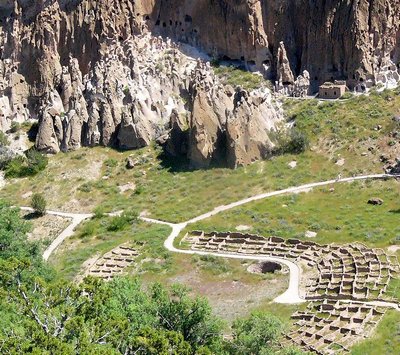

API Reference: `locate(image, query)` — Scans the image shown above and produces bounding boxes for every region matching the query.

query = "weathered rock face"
[0,0,285,167]
[0,0,399,167]
[161,61,282,168]
[148,0,400,89]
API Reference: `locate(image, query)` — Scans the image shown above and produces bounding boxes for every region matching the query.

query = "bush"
[340,92,354,100]
[0,131,9,146]
[0,146,14,169]
[106,210,138,232]
[214,65,266,91]
[78,182,92,193]
[276,128,309,155]
[231,312,283,354]
[79,222,96,239]
[104,158,118,168]
[93,206,105,219]
[4,149,48,178]
[31,193,47,216]
[26,149,48,172]
[9,122,20,134]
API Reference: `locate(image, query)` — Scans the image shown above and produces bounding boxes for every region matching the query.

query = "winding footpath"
[20,207,93,261]
[23,173,400,305]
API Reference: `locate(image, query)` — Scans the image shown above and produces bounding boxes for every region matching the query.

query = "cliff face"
[147,0,400,87]
[0,0,399,167]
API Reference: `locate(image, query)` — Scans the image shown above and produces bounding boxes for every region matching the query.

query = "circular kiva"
[247,261,283,274]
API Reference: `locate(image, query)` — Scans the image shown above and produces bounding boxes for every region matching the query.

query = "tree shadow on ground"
[23,212,42,220]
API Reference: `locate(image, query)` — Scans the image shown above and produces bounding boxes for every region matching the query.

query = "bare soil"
[168,267,288,324]
[24,213,71,244]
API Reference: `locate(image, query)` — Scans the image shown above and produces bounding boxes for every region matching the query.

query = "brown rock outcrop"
[162,61,282,168]
[0,0,399,168]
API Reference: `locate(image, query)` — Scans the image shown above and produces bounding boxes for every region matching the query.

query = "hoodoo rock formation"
[0,0,399,167]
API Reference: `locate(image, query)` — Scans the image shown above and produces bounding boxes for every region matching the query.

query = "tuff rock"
[0,0,399,167]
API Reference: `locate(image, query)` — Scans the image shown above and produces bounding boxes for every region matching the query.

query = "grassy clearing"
[183,179,400,248]
[50,217,171,280]
[0,147,350,222]
[213,65,270,91]
[51,214,287,289]
[285,88,400,167]
[351,310,400,355]
[50,215,290,326]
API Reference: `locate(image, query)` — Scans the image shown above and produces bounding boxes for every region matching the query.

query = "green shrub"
[274,128,309,155]
[78,183,92,193]
[104,158,118,168]
[286,129,309,154]
[26,149,48,172]
[107,210,138,232]
[79,222,96,238]
[0,146,14,169]
[31,193,47,216]
[340,92,354,100]
[0,131,9,146]
[9,122,21,134]
[192,254,230,274]
[210,57,220,67]
[4,156,27,178]
[4,149,48,178]
[231,312,284,354]
[93,206,105,219]
[214,65,266,91]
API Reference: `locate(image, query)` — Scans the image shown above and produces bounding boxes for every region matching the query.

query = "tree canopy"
[0,200,302,354]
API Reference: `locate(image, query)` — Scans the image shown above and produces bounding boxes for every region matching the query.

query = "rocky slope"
[0,0,399,168]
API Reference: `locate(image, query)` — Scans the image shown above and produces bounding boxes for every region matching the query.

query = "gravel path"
[20,207,93,261]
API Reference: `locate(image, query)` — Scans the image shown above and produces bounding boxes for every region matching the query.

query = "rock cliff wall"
[147,0,400,89]
[0,0,399,168]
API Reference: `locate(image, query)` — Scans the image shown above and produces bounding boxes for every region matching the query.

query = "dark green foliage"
[78,182,92,192]
[93,206,105,219]
[0,200,35,260]
[0,275,223,354]
[3,148,48,178]
[129,327,191,354]
[214,65,267,91]
[230,312,284,354]
[31,193,47,216]
[276,128,309,155]
[150,283,223,349]
[9,121,21,133]
[106,210,138,232]
[104,158,118,168]
[0,201,300,354]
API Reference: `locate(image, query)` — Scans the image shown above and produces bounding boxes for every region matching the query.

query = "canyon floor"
[2,89,400,353]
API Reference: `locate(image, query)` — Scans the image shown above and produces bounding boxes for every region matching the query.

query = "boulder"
[368,198,384,206]
[126,157,137,170]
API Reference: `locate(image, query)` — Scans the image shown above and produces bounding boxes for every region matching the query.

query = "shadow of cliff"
[157,149,193,173]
